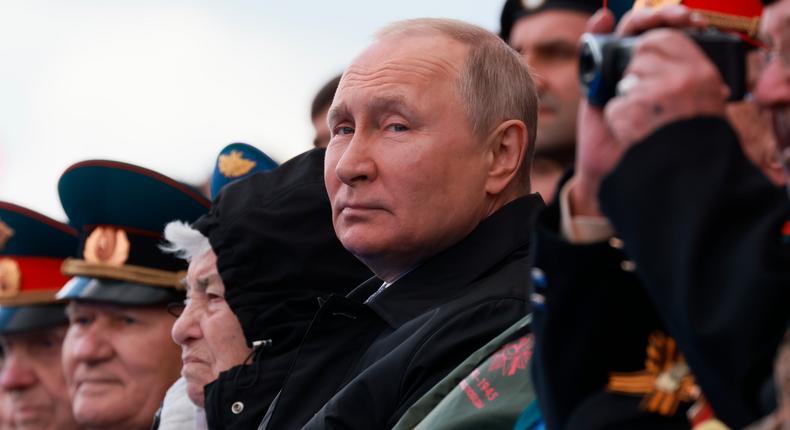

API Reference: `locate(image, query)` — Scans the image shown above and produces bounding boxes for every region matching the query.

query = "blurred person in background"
[500,0,598,202]
[0,202,81,430]
[530,1,781,429]
[55,160,209,430]
[165,147,371,429]
[561,0,790,427]
[311,74,342,148]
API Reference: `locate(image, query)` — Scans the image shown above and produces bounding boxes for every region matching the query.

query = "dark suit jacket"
[599,117,790,428]
[260,194,543,429]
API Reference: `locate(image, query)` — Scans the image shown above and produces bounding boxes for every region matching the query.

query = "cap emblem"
[0,258,20,298]
[219,150,257,178]
[633,0,683,9]
[521,0,546,10]
[0,220,14,250]
[83,227,130,266]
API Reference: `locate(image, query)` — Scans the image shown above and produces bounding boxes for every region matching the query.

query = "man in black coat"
[259,17,544,430]
[562,3,790,428]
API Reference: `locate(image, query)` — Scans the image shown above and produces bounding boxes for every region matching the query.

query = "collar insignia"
[219,150,257,178]
[83,227,130,266]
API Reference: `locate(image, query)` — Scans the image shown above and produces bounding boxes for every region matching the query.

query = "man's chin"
[185,383,206,408]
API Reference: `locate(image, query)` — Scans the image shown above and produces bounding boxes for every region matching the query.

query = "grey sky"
[0,1,503,219]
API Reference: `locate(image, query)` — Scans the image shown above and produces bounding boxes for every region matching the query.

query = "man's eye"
[534,45,576,62]
[120,315,138,325]
[69,315,92,326]
[335,126,354,136]
[206,293,223,302]
[387,123,409,132]
[38,338,56,349]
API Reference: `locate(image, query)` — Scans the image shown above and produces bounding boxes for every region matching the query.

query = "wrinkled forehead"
[186,249,218,279]
[66,300,159,315]
[760,0,790,44]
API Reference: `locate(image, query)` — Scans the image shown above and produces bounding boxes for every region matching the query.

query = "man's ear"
[484,119,529,195]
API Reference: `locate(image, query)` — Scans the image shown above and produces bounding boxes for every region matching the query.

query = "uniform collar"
[347,194,544,328]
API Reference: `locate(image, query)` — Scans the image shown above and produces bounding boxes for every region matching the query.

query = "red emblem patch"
[488,335,534,377]
[458,335,534,410]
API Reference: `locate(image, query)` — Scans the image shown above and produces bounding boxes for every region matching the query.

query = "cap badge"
[219,150,257,178]
[521,0,546,11]
[83,227,130,266]
[0,258,20,298]
[0,220,15,250]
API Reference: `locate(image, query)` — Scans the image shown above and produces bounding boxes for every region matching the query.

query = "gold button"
[231,401,244,414]
[609,237,625,249]
[621,260,637,272]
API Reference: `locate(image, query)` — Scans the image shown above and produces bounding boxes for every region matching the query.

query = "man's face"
[62,302,181,430]
[754,0,790,175]
[171,249,250,407]
[509,10,588,155]
[313,108,331,148]
[325,34,492,281]
[754,0,790,109]
[0,326,80,430]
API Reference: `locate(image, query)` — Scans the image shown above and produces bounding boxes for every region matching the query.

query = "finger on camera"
[586,8,616,33]
[635,29,704,59]
[615,5,706,37]
[604,96,655,147]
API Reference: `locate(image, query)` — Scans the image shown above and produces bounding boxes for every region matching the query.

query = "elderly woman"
[163,148,372,429]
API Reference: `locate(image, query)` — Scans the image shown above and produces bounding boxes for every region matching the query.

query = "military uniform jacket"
[260,195,543,430]
[599,117,790,428]
[532,174,690,430]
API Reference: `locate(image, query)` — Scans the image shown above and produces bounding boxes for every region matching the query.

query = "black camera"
[579,29,748,107]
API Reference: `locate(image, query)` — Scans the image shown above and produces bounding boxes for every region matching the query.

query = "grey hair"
[375,18,539,188]
[161,221,212,262]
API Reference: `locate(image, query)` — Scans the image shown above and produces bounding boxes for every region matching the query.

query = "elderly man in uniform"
[164,147,371,429]
[258,17,542,429]
[530,2,778,428]
[561,0,790,427]
[55,160,209,430]
[0,202,81,430]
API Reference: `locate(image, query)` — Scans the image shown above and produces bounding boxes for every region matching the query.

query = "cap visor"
[57,277,183,306]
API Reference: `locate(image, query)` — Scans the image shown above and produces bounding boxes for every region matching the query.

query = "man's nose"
[171,304,203,346]
[72,326,114,363]
[334,133,377,186]
[0,352,36,392]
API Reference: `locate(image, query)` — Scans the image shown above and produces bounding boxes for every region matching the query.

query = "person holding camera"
[560,1,790,428]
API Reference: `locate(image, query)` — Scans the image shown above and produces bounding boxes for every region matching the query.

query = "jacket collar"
[347,194,544,328]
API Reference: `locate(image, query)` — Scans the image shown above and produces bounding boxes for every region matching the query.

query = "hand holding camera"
[602,28,731,147]
[570,5,734,217]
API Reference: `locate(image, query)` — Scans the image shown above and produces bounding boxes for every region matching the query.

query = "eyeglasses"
[757,45,790,72]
